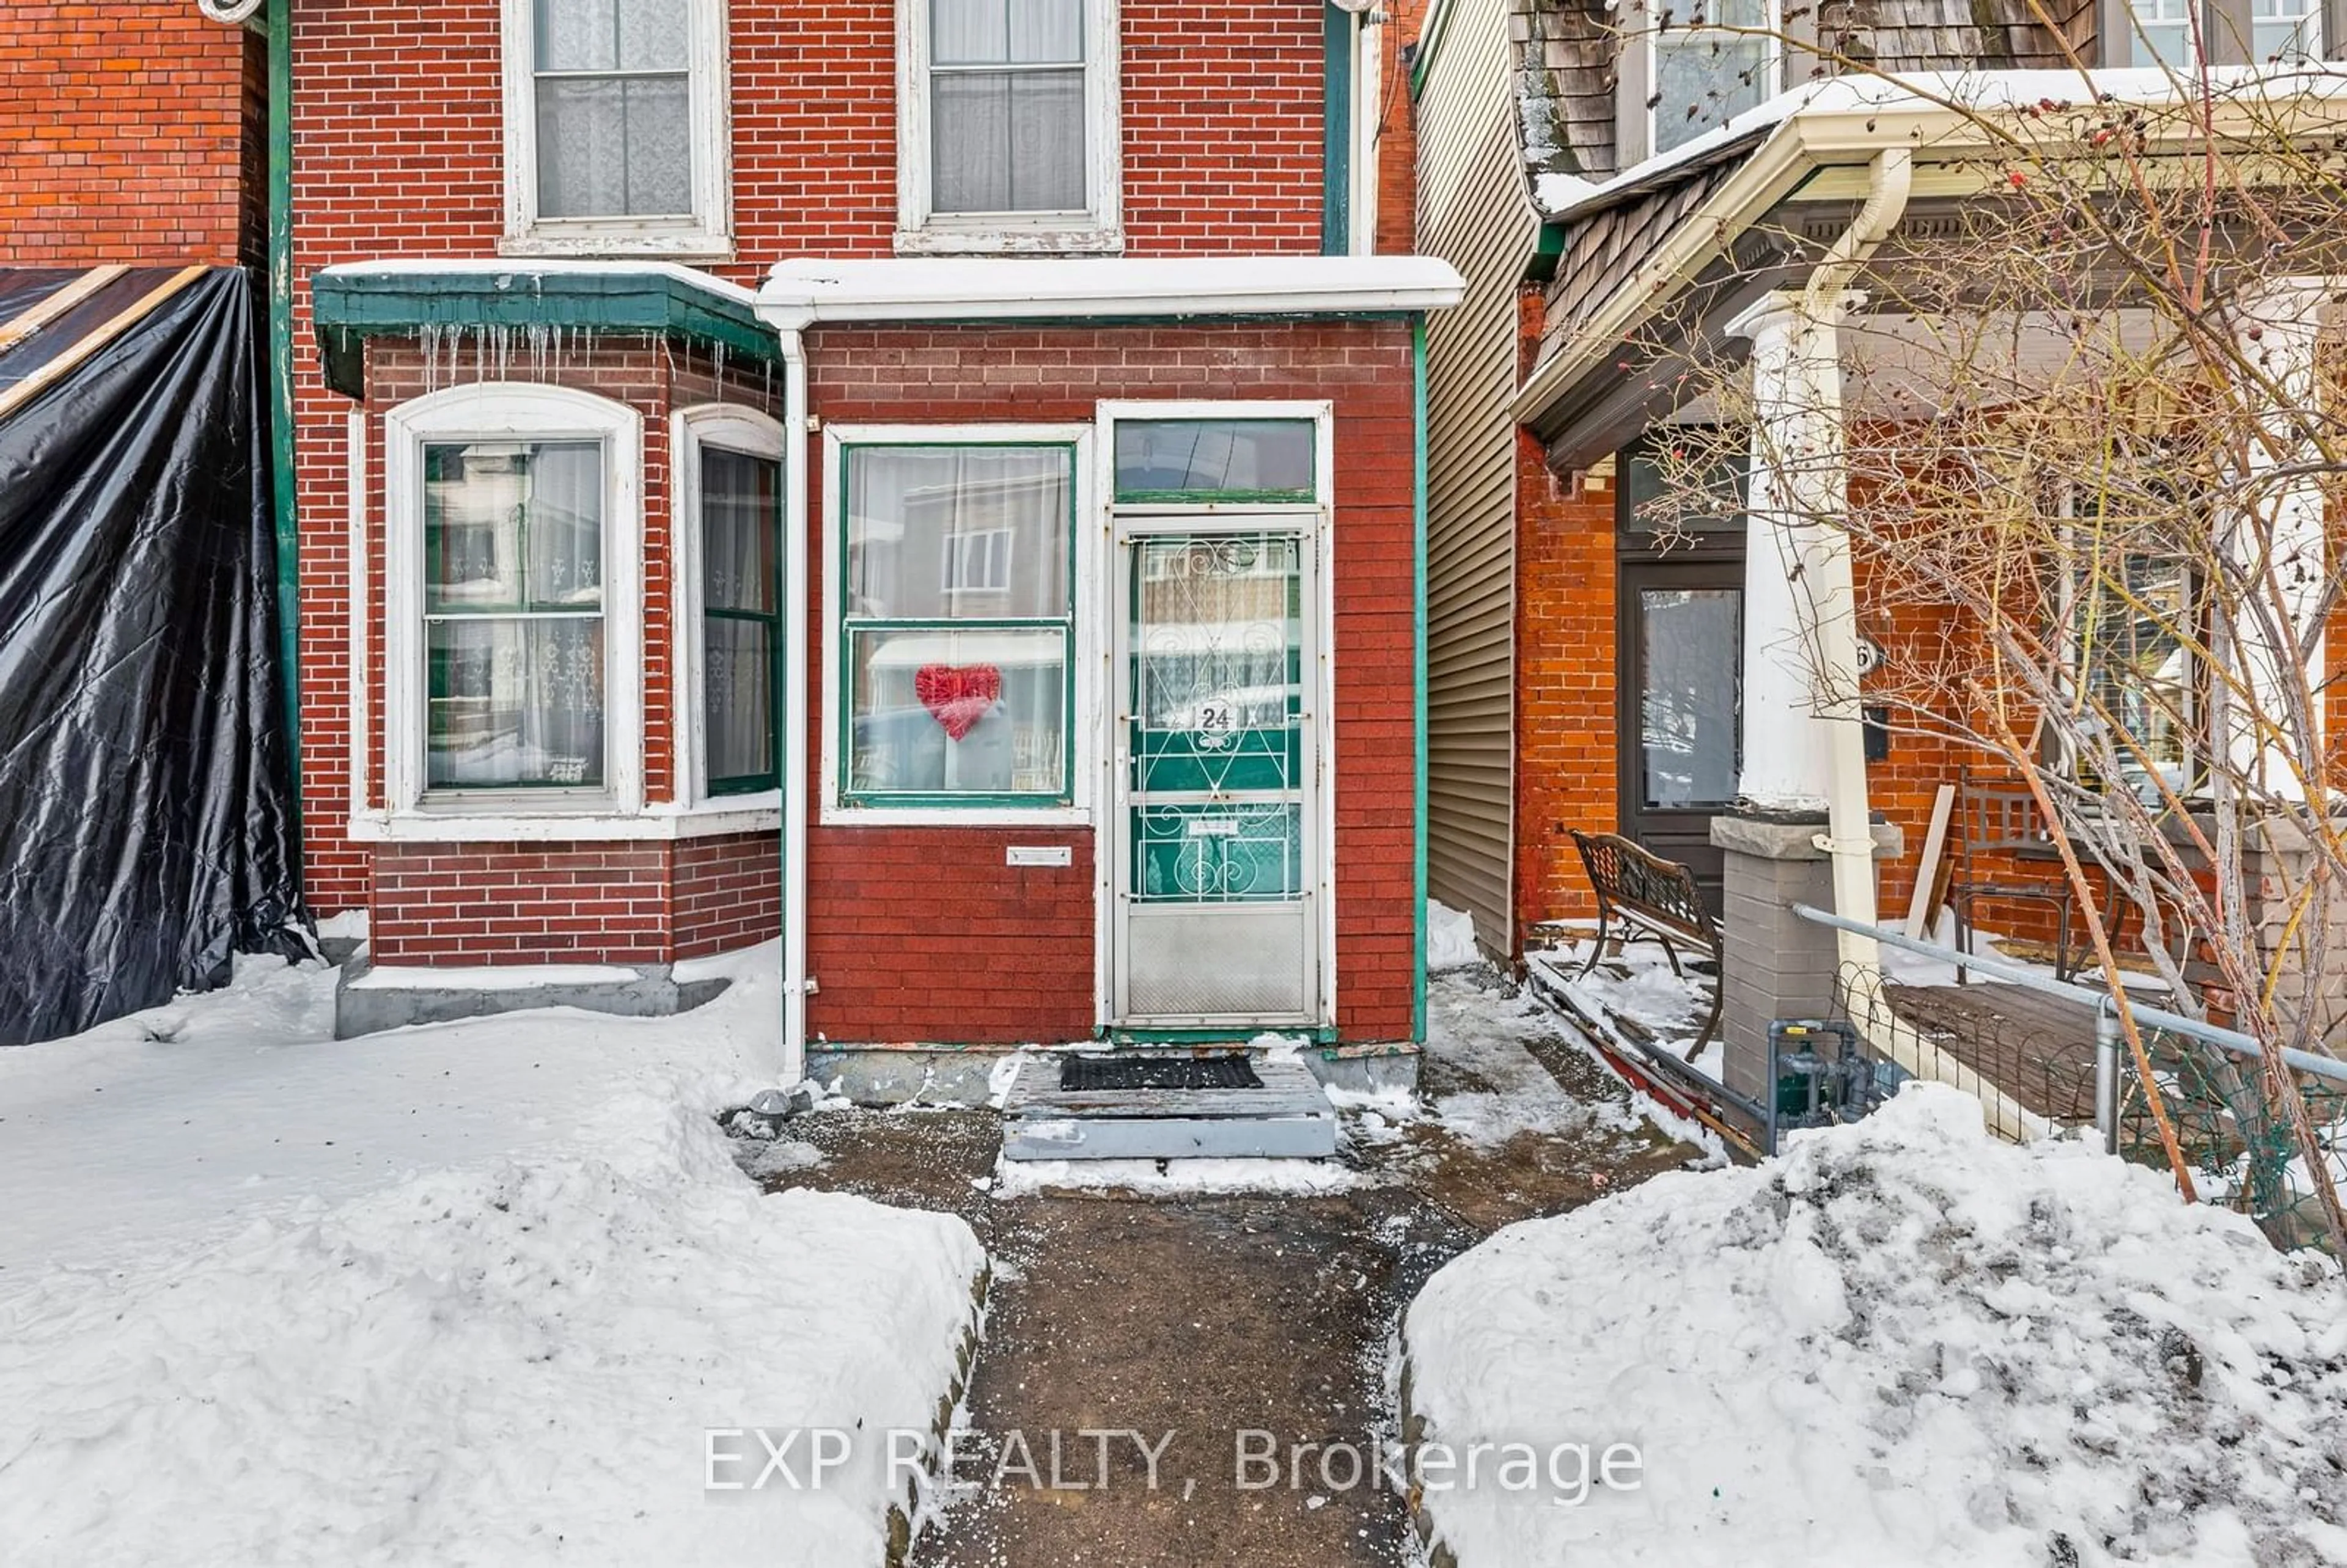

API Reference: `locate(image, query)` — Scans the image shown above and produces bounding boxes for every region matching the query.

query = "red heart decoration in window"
[914,664,1002,742]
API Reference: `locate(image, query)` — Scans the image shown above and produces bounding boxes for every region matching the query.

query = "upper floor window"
[2125,0,2319,64]
[502,0,732,257]
[895,0,1123,254]
[1651,0,1777,157]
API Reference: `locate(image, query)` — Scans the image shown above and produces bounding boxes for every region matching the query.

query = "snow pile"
[1425,899,1483,973]
[0,948,985,1568]
[1401,1086,2347,1568]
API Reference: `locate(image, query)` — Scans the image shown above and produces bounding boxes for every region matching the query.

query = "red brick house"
[1413,0,2347,1121]
[266,0,1460,1080]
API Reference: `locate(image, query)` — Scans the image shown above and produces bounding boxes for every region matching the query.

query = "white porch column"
[1727,289,1864,815]
[2228,277,2332,800]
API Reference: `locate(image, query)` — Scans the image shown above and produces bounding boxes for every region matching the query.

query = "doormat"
[1060,1053,1265,1092]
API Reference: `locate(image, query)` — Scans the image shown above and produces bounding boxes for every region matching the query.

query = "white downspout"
[774,312,813,1090]
[1771,148,2041,1138]
[1352,9,1379,256]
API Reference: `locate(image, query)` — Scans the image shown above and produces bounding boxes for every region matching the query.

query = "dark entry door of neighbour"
[1617,560,1743,912]
[1614,436,1746,915]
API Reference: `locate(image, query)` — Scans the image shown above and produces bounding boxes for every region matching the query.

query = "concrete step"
[1000,1054,1338,1161]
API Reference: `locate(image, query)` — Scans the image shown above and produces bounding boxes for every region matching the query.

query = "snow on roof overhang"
[1515,64,2347,432]
[309,261,775,398]
[755,255,1466,330]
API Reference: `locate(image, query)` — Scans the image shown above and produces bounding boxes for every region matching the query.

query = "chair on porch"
[1944,767,2126,984]
[1568,830,1725,1057]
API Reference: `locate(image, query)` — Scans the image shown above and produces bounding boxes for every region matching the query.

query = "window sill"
[349,799,778,843]
[499,229,736,263]
[820,800,1092,829]
[892,224,1125,257]
[648,793,784,837]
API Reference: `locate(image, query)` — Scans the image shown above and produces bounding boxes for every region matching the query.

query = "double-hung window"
[1650,0,1776,157]
[504,0,731,255]
[423,440,609,790]
[896,0,1122,253]
[2122,0,2319,64]
[834,439,1079,808]
[384,383,645,826]
[2068,552,2203,799]
[677,407,785,800]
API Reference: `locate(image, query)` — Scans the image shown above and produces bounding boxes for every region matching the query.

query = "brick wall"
[372,833,774,965]
[373,844,675,967]
[1511,427,1617,930]
[287,0,1327,291]
[1373,0,1427,255]
[804,320,1421,1045]
[1,2,263,268]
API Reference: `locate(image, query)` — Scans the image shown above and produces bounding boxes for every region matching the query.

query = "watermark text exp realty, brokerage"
[705,1427,1644,1506]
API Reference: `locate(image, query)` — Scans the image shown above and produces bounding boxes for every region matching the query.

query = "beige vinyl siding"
[1417,0,1541,958]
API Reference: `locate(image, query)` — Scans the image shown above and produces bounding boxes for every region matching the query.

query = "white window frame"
[499,0,734,258]
[942,527,1015,593]
[820,422,1099,826]
[892,0,1125,255]
[1090,398,1340,1035]
[378,383,647,835]
[672,403,787,816]
[2103,0,2321,65]
[1616,1,1782,170]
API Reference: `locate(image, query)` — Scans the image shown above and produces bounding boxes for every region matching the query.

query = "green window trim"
[699,438,784,797]
[1111,418,1318,505]
[836,439,1081,812]
[705,596,782,797]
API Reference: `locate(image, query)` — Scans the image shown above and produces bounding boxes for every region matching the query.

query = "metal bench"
[1569,829,1725,1057]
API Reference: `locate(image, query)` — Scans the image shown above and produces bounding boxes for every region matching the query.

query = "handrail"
[1791,903,2347,1087]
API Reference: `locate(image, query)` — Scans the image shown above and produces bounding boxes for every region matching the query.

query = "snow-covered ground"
[0,948,985,1568]
[1422,970,1651,1151]
[1401,1086,2347,1568]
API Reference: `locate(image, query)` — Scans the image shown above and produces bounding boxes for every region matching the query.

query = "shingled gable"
[1510,0,2098,195]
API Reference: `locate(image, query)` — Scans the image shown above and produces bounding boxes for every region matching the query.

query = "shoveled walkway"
[764,971,1703,1567]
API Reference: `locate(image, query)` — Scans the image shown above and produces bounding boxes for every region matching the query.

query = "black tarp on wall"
[0,268,304,1046]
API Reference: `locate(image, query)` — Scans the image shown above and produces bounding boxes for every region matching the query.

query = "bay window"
[675,405,786,802]
[829,434,1085,812]
[424,440,608,789]
[383,383,645,826]
[896,0,1122,253]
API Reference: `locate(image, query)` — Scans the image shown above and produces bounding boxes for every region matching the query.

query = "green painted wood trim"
[269,0,301,842]
[833,441,1081,814]
[1321,5,1353,256]
[310,267,782,398]
[1526,221,1568,284]
[1411,0,1459,98]
[1411,316,1430,1044]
